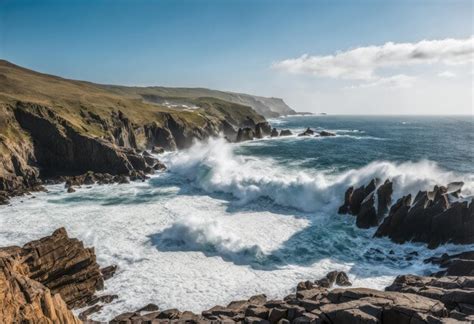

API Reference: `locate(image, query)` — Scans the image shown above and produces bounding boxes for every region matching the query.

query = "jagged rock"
[237,127,255,142]
[298,128,315,136]
[0,252,82,324]
[318,130,336,137]
[376,179,393,219]
[338,186,353,214]
[67,186,76,193]
[20,228,104,308]
[271,128,279,137]
[374,183,473,248]
[356,192,378,228]
[280,129,292,136]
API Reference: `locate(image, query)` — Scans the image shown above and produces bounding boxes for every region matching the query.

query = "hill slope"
[103,85,296,118]
[0,60,270,198]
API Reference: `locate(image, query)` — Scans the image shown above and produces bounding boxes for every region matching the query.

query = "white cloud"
[272,36,474,82]
[347,74,417,89]
[437,70,456,78]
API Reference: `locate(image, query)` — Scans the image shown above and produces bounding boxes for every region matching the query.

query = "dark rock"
[338,186,353,214]
[255,122,272,138]
[298,128,315,136]
[246,306,270,319]
[374,183,473,248]
[425,251,474,276]
[137,303,160,312]
[279,129,292,136]
[335,271,352,286]
[67,186,76,193]
[268,308,287,323]
[318,130,336,137]
[79,304,103,321]
[356,192,378,228]
[237,127,255,142]
[271,128,279,137]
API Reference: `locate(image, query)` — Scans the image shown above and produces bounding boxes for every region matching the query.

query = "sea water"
[0,115,473,320]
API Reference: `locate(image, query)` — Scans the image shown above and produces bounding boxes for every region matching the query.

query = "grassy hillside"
[103,85,296,118]
[0,60,269,196]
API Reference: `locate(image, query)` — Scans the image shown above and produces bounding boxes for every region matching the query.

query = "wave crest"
[163,137,473,213]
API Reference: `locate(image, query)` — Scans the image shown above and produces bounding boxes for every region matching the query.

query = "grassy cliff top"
[0,60,265,138]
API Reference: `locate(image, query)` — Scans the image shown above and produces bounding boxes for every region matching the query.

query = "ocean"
[1,115,473,320]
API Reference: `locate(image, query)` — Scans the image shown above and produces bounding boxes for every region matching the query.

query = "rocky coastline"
[1,228,473,323]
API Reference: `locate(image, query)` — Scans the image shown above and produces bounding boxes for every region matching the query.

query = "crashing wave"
[162,137,474,213]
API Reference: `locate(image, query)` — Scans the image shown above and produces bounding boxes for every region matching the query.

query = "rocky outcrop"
[270,128,279,137]
[0,252,82,324]
[0,228,116,317]
[4,228,112,309]
[111,270,474,324]
[339,180,473,248]
[386,275,474,322]
[338,178,392,229]
[236,127,256,142]
[425,251,474,277]
[255,122,272,139]
[0,228,117,323]
[374,183,473,248]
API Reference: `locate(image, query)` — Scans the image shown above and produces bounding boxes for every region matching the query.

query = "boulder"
[280,129,293,136]
[271,128,279,137]
[151,146,165,154]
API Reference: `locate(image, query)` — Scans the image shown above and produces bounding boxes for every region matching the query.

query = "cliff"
[0,60,268,201]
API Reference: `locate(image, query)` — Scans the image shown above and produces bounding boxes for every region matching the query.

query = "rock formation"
[339,179,473,248]
[0,228,117,323]
[374,183,473,248]
[425,251,474,277]
[338,178,393,229]
[0,252,82,324]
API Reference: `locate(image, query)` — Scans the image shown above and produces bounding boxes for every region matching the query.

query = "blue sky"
[1,0,473,114]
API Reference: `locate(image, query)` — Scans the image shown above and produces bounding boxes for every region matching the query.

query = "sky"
[0,0,473,114]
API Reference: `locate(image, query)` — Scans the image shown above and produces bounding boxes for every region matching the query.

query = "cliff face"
[0,60,267,200]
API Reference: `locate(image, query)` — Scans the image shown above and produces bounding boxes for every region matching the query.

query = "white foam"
[164,138,474,213]
[0,138,472,321]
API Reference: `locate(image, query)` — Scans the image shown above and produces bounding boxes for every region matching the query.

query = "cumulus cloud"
[437,70,456,78]
[272,36,474,83]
